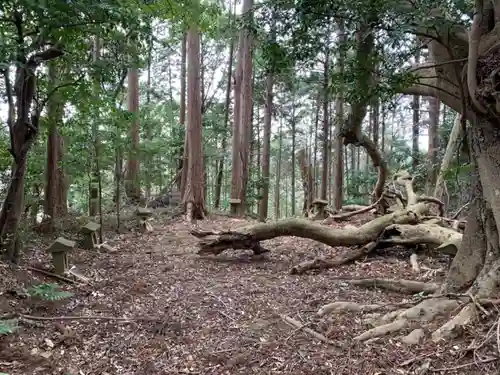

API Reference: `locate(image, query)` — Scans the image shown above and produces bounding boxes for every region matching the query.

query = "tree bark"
[215,2,236,209]
[185,25,206,221]
[258,12,275,221]
[426,97,440,194]
[45,61,68,226]
[125,65,141,200]
[320,47,330,201]
[179,33,188,194]
[333,21,345,211]
[236,0,254,214]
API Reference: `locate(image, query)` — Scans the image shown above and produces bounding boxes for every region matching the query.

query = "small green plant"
[0,319,19,336]
[25,283,73,301]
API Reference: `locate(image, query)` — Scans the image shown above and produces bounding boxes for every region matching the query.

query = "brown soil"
[0,214,498,374]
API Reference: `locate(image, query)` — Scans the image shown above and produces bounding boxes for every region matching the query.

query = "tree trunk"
[184,25,206,221]
[145,31,154,199]
[236,0,254,214]
[179,33,187,193]
[214,4,235,209]
[125,65,141,200]
[320,49,330,201]
[411,91,420,171]
[258,11,275,222]
[433,114,463,204]
[274,120,283,219]
[89,36,101,216]
[426,96,440,194]
[45,61,67,226]
[230,31,244,215]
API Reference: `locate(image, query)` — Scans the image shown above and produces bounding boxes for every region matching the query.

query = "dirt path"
[0,216,495,374]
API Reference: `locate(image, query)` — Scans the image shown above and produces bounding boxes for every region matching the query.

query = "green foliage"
[25,283,73,301]
[0,319,19,336]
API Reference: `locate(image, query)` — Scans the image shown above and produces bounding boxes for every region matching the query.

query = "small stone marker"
[312,199,329,220]
[229,198,241,215]
[136,207,154,232]
[46,237,76,275]
[80,221,101,249]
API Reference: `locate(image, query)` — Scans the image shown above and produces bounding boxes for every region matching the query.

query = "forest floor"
[0,213,499,375]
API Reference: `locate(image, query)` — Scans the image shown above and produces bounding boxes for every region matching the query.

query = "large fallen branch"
[379,223,462,255]
[191,203,428,255]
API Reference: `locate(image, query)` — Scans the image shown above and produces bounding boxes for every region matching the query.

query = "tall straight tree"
[45,60,68,227]
[231,0,254,215]
[125,39,141,200]
[258,9,275,222]
[333,19,345,211]
[179,33,188,195]
[215,0,236,209]
[184,24,206,221]
[320,45,330,201]
[411,48,420,171]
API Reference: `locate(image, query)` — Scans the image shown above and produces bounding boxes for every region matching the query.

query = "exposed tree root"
[317,301,414,316]
[343,278,439,294]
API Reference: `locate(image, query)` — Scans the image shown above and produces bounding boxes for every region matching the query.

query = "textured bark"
[179,33,188,194]
[274,120,283,219]
[433,114,463,203]
[89,36,100,216]
[184,25,206,221]
[258,11,275,221]
[230,31,244,215]
[426,97,440,194]
[214,9,235,209]
[45,61,68,225]
[320,47,330,201]
[333,51,345,211]
[125,65,141,200]
[236,0,254,214]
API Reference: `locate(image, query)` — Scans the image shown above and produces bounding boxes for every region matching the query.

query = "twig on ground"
[280,315,332,344]
[17,314,162,322]
[452,202,469,219]
[430,356,497,372]
[26,266,76,284]
[284,321,313,343]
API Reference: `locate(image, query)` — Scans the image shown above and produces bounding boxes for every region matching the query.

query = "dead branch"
[290,241,377,274]
[281,314,332,344]
[326,195,384,222]
[18,314,162,322]
[192,203,428,255]
[26,266,76,284]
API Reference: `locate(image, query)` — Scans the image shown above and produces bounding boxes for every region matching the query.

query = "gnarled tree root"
[318,294,500,343]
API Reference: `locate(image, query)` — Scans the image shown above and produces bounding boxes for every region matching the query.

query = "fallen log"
[191,203,428,255]
[378,223,462,255]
